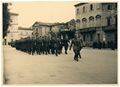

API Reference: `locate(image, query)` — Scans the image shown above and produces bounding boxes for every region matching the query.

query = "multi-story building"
[32,21,64,39]
[18,27,33,39]
[75,3,117,47]
[51,23,68,38]
[32,21,52,39]
[6,12,19,44]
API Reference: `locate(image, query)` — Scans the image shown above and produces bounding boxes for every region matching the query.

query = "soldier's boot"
[55,53,58,56]
[39,51,41,55]
[65,50,67,54]
[76,58,79,61]
[32,52,34,55]
[78,53,81,59]
[55,50,58,56]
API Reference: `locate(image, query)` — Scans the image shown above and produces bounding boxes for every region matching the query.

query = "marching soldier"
[54,37,61,56]
[61,36,69,54]
[50,37,55,54]
[38,36,43,55]
[42,36,45,54]
[57,37,62,54]
[43,36,48,55]
[36,37,40,55]
[31,38,36,55]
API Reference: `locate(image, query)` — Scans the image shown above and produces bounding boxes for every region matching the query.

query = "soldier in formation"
[11,35,71,56]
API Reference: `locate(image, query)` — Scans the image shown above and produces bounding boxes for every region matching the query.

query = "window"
[36,28,38,33]
[90,4,93,11]
[76,19,80,23]
[89,16,94,27]
[96,4,101,10]
[107,17,112,26]
[108,4,112,10]
[96,15,101,20]
[82,18,87,28]
[82,18,87,23]
[115,3,117,10]
[83,6,85,13]
[76,8,79,15]
[89,16,94,22]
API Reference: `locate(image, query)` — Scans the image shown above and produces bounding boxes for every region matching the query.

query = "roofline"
[74,3,88,7]
[32,21,66,27]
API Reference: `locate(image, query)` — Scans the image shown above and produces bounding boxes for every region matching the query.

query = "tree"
[3,3,10,38]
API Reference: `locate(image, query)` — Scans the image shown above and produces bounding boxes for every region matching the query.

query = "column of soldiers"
[10,33,84,61]
[12,35,70,56]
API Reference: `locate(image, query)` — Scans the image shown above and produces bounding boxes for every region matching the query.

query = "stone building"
[32,21,68,39]
[75,3,117,48]
[32,21,52,39]
[6,12,19,44]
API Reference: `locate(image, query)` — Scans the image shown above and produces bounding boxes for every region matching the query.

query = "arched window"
[76,19,80,23]
[89,16,94,21]
[96,15,101,20]
[82,18,87,23]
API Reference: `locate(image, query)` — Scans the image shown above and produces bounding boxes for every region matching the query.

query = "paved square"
[3,46,117,84]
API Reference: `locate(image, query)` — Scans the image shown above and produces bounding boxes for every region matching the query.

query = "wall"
[75,3,102,29]
[6,13,18,43]
[51,25,59,33]
[75,3,117,30]
[18,29,33,39]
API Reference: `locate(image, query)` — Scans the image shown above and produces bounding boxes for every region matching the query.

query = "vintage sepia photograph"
[2,1,117,84]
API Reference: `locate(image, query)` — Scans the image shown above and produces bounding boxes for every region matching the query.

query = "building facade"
[32,22,52,39]
[6,12,19,44]
[75,3,117,48]
[18,27,33,39]
[32,22,65,39]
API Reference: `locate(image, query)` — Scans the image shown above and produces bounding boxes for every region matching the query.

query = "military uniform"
[50,38,55,54]
[61,38,69,54]
[70,37,83,61]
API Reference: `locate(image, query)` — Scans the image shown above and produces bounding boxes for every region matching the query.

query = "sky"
[10,1,78,27]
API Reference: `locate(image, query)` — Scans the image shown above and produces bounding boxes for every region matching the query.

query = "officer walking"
[77,35,84,58]
[69,35,82,61]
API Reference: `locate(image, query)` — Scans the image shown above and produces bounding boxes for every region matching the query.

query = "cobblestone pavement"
[3,46,117,84]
